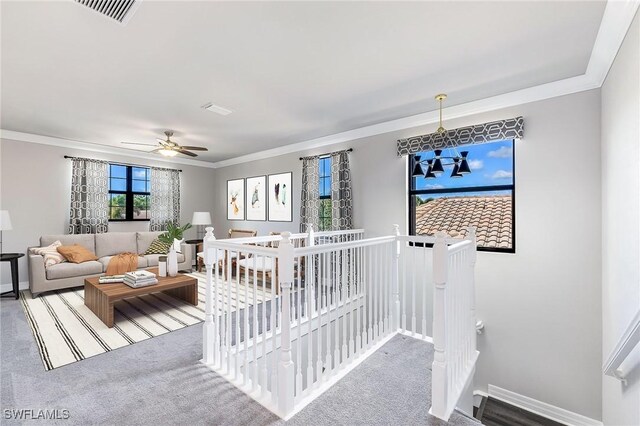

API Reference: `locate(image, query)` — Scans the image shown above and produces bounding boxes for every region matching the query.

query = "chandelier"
[412,94,471,179]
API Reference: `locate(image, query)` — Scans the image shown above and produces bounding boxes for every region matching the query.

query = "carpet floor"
[2,295,477,425]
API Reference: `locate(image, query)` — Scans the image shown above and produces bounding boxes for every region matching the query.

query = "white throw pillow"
[30,240,66,268]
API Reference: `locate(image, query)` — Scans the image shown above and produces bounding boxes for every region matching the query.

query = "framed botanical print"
[267,172,293,222]
[245,175,266,221]
[227,178,245,220]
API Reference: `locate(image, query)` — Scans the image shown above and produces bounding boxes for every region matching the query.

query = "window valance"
[396,116,524,157]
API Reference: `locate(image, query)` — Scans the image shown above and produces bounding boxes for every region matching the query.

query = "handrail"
[294,235,396,256]
[603,308,640,383]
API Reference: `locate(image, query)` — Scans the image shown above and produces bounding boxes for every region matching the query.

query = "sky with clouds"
[414,140,514,191]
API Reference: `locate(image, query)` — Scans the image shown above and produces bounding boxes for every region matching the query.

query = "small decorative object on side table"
[1,253,25,300]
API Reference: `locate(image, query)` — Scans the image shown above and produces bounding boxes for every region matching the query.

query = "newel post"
[391,224,401,331]
[466,226,477,350]
[277,231,295,416]
[202,226,216,365]
[430,231,449,419]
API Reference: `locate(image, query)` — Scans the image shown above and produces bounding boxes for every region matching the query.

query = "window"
[408,140,515,253]
[108,164,151,221]
[318,156,332,231]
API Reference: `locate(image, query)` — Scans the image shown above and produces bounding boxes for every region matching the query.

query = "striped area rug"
[19,272,273,371]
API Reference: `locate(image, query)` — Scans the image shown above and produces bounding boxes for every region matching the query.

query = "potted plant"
[158,222,192,276]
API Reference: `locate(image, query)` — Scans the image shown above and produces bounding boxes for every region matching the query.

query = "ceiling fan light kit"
[412,93,473,180]
[122,130,208,158]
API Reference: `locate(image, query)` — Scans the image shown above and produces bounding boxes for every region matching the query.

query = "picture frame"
[267,172,293,222]
[227,178,245,220]
[245,175,267,221]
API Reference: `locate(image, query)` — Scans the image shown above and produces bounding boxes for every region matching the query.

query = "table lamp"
[0,210,13,254]
[191,211,212,240]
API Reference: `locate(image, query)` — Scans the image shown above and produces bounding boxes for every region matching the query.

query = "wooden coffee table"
[84,268,198,328]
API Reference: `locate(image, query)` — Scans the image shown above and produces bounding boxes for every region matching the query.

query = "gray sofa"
[28,231,192,296]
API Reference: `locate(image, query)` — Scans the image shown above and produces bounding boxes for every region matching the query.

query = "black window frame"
[318,155,332,231]
[408,139,516,254]
[108,164,151,222]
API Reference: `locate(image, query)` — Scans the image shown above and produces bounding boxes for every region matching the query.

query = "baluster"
[402,237,407,333]
[315,251,323,385]
[339,248,347,367]
[422,243,428,339]
[412,242,417,335]
[226,249,232,375]
[356,245,362,355]
[252,255,258,392]
[366,245,372,348]
[260,256,268,399]
[296,255,303,398]
[372,244,378,340]
[203,227,215,365]
[235,250,241,380]
[348,245,355,360]
[326,250,333,375]
[270,253,278,405]
[306,252,315,390]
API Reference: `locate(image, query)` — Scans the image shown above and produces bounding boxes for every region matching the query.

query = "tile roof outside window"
[415,195,513,249]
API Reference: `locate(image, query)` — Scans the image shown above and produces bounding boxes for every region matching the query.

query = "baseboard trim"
[0,281,29,294]
[487,385,603,426]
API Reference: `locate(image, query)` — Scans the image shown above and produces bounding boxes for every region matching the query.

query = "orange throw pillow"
[57,244,98,263]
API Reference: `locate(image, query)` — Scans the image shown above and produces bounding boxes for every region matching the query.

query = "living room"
[1,1,639,425]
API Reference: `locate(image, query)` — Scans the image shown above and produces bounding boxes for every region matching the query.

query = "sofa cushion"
[46,261,103,280]
[145,238,171,255]
[30,241,66,267]
[40,234,95,253]
[98,255,148,272]
[137,231,163,254]
[95,232,137,258]
[57,244,99,263]
[144,253,185,267]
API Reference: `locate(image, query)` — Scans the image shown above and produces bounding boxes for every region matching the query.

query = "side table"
[1,253,25,300]
[184,239,202,270]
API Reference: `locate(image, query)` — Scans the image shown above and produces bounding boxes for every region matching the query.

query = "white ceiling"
[1,1,606,164]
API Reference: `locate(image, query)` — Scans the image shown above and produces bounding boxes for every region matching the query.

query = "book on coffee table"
[124,270,158,288]
[99,275,125,284]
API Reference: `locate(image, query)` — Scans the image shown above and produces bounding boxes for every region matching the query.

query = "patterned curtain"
[149,168,181,231]
[299,157,320,232]
[330,150,353,230]
[68,158,109,234]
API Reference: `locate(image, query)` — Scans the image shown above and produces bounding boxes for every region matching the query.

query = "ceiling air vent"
[75,0,141,25]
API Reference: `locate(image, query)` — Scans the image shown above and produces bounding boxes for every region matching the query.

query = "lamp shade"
[0,210,12,231]
[191,211,212,225]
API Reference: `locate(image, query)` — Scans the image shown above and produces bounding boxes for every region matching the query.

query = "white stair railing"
[603,308,640,385]
[201,226,477,421]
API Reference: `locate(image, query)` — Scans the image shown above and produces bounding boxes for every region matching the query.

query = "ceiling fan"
[121,131,208,157]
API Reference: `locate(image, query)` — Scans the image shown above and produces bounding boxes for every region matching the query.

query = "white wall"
[601,11,640,426]
[0,139,216,287]
[213,89,603,420]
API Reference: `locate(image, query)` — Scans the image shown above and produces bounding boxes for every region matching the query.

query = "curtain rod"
[63,156,182,172]
[299,148,353,161]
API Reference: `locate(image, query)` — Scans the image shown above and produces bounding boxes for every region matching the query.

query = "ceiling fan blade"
[156,138,169,145]
[122,142,158,146]
[176,149,198,157]
[180,146,208,151]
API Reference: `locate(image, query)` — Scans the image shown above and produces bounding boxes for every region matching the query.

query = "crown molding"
[212,0,638,169]
[586,0,640,86]
[0,130,217,169]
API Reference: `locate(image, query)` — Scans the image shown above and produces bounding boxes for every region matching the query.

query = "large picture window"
[108,164,150,221]
[318,156,332,231]
[408,139,515,252]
